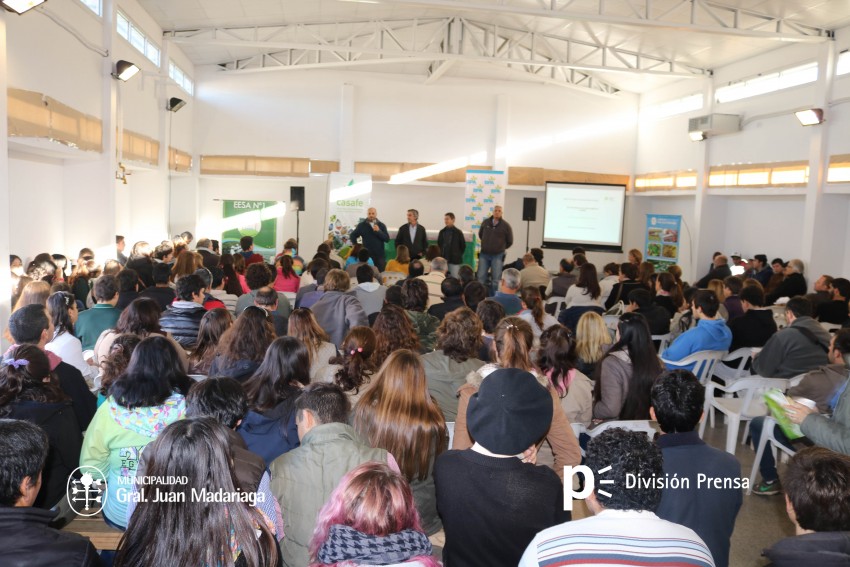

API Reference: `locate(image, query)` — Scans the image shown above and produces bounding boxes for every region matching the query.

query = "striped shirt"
[519,510,715,567]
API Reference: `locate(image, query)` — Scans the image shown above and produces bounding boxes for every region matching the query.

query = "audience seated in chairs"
[751,297,831,379]
[475,299,504,363]
[310,269,368,348]
[663,290,732,372]
[558,263,604,332]
[574,311,613,378]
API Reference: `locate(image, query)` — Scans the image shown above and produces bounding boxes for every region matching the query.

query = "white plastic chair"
[661,350,726,385]
[602,314,620,331]
[699,376,789,455]
[747,416,796,495]
[821,322,842,334]
[711,347,762,389]
[651,333,671,356]
[546,296,566,316]
[380,271,405,286]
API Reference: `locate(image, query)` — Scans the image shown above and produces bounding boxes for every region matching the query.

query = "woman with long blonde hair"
[352,349,447,536]
[574,311,613,377]
[287,308,338,382]
[452,316,581,480]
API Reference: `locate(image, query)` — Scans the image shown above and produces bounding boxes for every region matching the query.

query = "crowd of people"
[3,213,850,567]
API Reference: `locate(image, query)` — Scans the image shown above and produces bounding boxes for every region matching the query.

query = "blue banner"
[645,214,681,269]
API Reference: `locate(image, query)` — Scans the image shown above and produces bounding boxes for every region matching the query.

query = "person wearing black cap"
[434,368,570,567]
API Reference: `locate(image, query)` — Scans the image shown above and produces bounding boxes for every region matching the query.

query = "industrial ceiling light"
[112,60,140,82]
[795,108,824,126]
[1,0,46,14]
[166,97,186,112]
[689,131,706,142]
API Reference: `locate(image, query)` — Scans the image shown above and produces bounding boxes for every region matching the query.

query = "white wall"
[8,154,64,262]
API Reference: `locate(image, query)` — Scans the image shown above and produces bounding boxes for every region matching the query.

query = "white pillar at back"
[0,12,12,347]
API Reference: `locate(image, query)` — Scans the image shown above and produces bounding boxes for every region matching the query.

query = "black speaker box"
[290,186,305,211]
[522,197,537,221]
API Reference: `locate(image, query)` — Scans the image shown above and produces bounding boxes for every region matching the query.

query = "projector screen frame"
[540,180,627,253]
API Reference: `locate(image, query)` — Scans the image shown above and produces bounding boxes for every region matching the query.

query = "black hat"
[467,368,553,455]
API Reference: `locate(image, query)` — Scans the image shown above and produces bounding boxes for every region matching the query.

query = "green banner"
[221,200,279,261]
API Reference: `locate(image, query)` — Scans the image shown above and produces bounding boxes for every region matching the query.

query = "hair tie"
[505,323,516,330]
[2,358,27,369]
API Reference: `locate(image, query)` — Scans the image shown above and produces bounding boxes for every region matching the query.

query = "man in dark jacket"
[125,241,154,288]
[427,277,466,322]
[138,263,176,311]
[438,212,466,277]
[605,262,647,310]
[159,274,207,349]
[766,258,808,305]
[762,448,850,566]
[395,208,428,259]
[195,237,221,269]
[477,205,513,293]
[695,254,733,288]
[627,289,671,336]
[728,285,777,352]
[0,419,102,567]
[652,371,742,567]
[348,207,390,272]
[752,297,830,379]
[9,305,96,431]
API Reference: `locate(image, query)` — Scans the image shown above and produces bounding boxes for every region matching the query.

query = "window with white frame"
[169,61,194,95]
[79,0,101,16]
[715,62,818,104]
[838,51,850,76]
[116,11,160,66]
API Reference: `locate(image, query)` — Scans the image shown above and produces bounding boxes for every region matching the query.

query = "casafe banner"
[327,173,373,252]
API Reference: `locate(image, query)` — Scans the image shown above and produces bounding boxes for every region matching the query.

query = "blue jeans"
[750,415,795,483]
[477,253,504,294]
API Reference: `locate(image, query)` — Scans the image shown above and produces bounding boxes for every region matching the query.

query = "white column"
[494,94,510,171]
[690,78,715,281]
[0,12,11,347]
[801,41,836,280]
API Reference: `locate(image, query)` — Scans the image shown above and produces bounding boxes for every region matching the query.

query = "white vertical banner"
[464,169,506,254]
[327,173,372,252]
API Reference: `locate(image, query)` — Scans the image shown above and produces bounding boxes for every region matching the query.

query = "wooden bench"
[62,514,123,550]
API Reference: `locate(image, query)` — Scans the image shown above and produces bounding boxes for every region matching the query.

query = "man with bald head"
[349,206,390,272]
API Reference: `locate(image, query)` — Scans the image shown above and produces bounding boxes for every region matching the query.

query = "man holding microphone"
[349,207,390,272]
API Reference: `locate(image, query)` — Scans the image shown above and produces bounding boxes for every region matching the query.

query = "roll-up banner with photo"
[645,214,681,271]
[221,200,280,261]
[327,173,373,255]
[464,169,506,256]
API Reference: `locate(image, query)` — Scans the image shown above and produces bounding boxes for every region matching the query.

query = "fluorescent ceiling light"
[2,0,45,14]
[795,108,824,126]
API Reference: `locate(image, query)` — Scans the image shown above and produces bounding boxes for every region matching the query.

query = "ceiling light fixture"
[112,60,140,81]
[1,0,46,14]
[166,97,186,112]
[795,108,824,126]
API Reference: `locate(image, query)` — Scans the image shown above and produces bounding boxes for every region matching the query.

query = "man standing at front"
[477,205,513,293]
[438,212,466,277]
[395,208,428,260]
[349,207,389,272]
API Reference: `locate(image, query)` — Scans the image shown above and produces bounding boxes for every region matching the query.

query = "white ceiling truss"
[163,0,833,96]
[168,17,716,95]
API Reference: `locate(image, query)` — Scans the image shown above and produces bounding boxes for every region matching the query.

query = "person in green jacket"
[79,336,187,529]
[75,275,121,351]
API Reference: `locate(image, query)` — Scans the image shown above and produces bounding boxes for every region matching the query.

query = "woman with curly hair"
[209,306,275,382]
[68,258,100,308]
[0,344,82,509]
[372,304,420,368]
[92,297,188,370]
[96,334,142,406]
[308,462,437,567]
[421,307,484,421]
[325,326,377,404]
[352,350,448,536]
[240,336,311,465]
[401,278,439,352]
[288,308,338,383]
[188,308,233,375]
[453,316,581,480]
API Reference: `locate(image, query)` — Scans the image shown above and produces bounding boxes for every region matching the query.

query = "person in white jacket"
[45,291,97,386]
